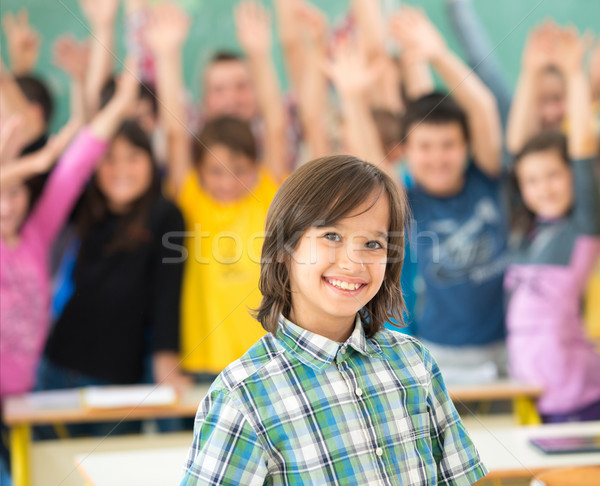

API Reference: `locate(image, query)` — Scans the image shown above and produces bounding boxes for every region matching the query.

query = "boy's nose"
[338,246,365,272]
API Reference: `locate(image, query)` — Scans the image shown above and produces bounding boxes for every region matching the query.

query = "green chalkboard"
[1,0,598,132]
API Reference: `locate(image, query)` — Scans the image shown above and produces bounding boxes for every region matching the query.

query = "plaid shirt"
[181,316,487,485]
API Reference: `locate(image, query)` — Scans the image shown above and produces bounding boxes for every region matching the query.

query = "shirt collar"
[276,315,384,372]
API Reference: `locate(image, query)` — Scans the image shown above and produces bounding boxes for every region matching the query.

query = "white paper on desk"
[25,389,82,409]
[82,385,177,409]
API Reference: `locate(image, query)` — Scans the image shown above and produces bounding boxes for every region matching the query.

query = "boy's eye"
[323,232,341,242]
[365,240,384,250]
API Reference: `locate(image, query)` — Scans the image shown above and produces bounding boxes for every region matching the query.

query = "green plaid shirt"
[181,316,487,485]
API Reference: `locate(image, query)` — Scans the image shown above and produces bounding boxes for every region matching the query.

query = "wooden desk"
[3,385,209,486]
[448,380,543,425]
[3,380,543,486]
[72,420,600,485]
[463,417,600,479]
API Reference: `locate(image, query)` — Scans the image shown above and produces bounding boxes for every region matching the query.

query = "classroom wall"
[1,0,598,132]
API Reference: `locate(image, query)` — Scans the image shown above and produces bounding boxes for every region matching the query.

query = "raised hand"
[144,1,191,55]
[78,0,120,29]
[2,9,40,75]
[389,6,447,64]
[53,35,90,81]
[554,25,593,75]
[294,0,328,44]
[521,21,561,73]
[112,57,141,110]
[323,36,383,98]
[234,0,272,57]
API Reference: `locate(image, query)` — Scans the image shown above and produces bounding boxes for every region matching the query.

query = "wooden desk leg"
[513,397,541,425]
[10,425,31,486]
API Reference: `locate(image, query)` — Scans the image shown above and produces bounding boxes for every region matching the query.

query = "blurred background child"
[505,26,600,423]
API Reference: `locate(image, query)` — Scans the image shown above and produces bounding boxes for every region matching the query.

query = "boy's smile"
[288,192,390,342]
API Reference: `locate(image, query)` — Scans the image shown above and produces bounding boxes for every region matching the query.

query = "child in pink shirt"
[0,67,139,399]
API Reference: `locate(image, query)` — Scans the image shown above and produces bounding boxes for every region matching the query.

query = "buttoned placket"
[335,347,393,486]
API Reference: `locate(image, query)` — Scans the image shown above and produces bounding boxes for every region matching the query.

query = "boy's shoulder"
[372,329,438,382]
[209,332,286,396]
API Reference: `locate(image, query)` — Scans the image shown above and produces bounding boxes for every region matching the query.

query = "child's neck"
[288,308,355,343]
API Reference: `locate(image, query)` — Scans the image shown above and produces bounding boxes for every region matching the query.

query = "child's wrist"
[91,23,114,37]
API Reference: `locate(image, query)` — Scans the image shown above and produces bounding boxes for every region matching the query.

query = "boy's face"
[0,182,30,241]
[202,60,258,121]
[287,193,390,341]
[404,122,469,197]
[516,149,573,220]
[538,71,566,131]
[197,144,258,203]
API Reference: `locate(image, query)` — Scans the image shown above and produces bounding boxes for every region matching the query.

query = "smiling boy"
[181,156,487,485]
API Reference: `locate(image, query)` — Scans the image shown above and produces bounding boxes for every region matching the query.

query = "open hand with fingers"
[53,35,90,81]
[144,1,191,56]
[234,1,273,57]
[390,6,447,64]
[2,9,40,75]
[323,36,383,98]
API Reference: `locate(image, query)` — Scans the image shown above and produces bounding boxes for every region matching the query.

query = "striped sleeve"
[180,390,268,486]
[423,346,489,486]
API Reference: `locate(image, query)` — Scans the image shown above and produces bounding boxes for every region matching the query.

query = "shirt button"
[375,447,383,457]
[355,387,363,397]
[341,346,347,354]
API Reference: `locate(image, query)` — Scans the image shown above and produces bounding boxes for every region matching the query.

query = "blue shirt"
[181,315,487,485]
[407,164,508,346]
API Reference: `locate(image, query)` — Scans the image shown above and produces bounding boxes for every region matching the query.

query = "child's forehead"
[312,197,391,235]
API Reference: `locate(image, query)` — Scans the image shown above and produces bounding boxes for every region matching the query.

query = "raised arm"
[389,17,435,102]
[557,28,600,235]
[323,38,395,177]
[0,61,46,145]
[88,59,140,140]
[392,6,502,177]
[27,61,139,245]
[53,35,90,123]
[352,0,385,62]
[0,118,80,188]
[273,0,304,94]
[353,0,404,112]
[293,0,331,159]
[144,1,192,198]
[79,0,120,115]
[557,28,597,159]
[588,38,600,105]
[234,1,288,183]
[1,9,40,76]
[506,23,558,155]
[445,0,512,127]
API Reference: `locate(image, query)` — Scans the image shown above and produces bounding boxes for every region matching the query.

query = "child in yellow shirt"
[146,2,288,377]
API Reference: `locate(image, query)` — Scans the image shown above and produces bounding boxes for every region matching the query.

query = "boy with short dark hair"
[391,7,507,380]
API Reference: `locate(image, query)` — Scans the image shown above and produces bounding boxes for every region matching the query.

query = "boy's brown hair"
[193,115,257,164]
[254,155,408,338]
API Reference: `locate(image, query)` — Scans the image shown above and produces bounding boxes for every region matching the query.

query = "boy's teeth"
[327,279,361,291]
